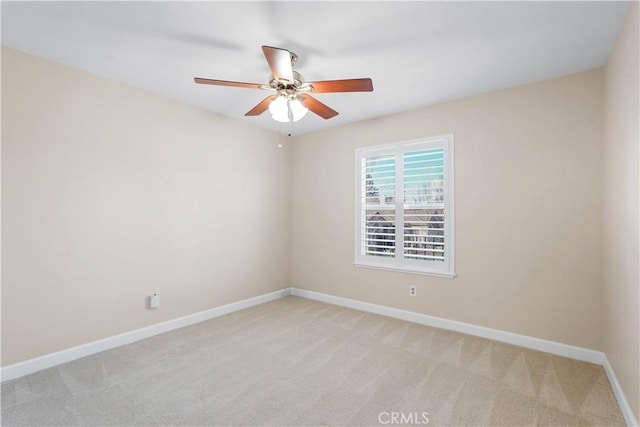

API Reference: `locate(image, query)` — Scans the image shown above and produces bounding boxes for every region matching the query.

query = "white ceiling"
[1,1,631,135]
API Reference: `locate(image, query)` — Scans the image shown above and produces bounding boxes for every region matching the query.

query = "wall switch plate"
[149,293,160,309]
[409,285,417,297]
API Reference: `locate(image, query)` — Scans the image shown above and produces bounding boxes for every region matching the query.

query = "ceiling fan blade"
[306,78,373,93]
[245,95,277,116]
[262,45,294,83]
[194,77,263,89]
[298,95,339,119]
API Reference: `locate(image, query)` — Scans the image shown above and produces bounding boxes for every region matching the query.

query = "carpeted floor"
[1,296,626,426]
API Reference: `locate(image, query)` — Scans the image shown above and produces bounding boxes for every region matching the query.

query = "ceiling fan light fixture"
[269,95,289,122]
[269,94,308,123]
[289,97,308,122]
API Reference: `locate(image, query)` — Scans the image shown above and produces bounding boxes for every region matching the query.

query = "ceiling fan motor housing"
[270,70,305,90]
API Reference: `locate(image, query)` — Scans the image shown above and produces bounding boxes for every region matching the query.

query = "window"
[355,134,455,277]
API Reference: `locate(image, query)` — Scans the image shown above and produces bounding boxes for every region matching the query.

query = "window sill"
[353,262,456,278]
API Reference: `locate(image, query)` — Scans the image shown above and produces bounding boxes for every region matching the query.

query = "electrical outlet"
[409,285,417,297]
[149,293,160,309]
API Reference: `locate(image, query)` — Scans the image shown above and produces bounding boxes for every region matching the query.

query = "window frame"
[354,134,455,278]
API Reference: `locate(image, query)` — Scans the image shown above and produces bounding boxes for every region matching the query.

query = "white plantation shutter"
[355,135,454,277]
[361,154,396,257]
[403,148,445,262]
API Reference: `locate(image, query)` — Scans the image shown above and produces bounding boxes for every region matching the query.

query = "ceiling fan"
[194,45,373,123]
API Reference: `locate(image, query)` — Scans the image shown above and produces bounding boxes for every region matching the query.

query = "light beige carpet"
[1,296,625,426]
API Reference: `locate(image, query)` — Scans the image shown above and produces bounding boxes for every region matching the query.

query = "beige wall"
[291,69,604,351]
[603,3,640,421]
[1,47,291,365]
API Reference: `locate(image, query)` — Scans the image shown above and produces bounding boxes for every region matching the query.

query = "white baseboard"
[603,356,639,427]
[290,288,604,363]
[0,288,291,382]
[290,287,638,427]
